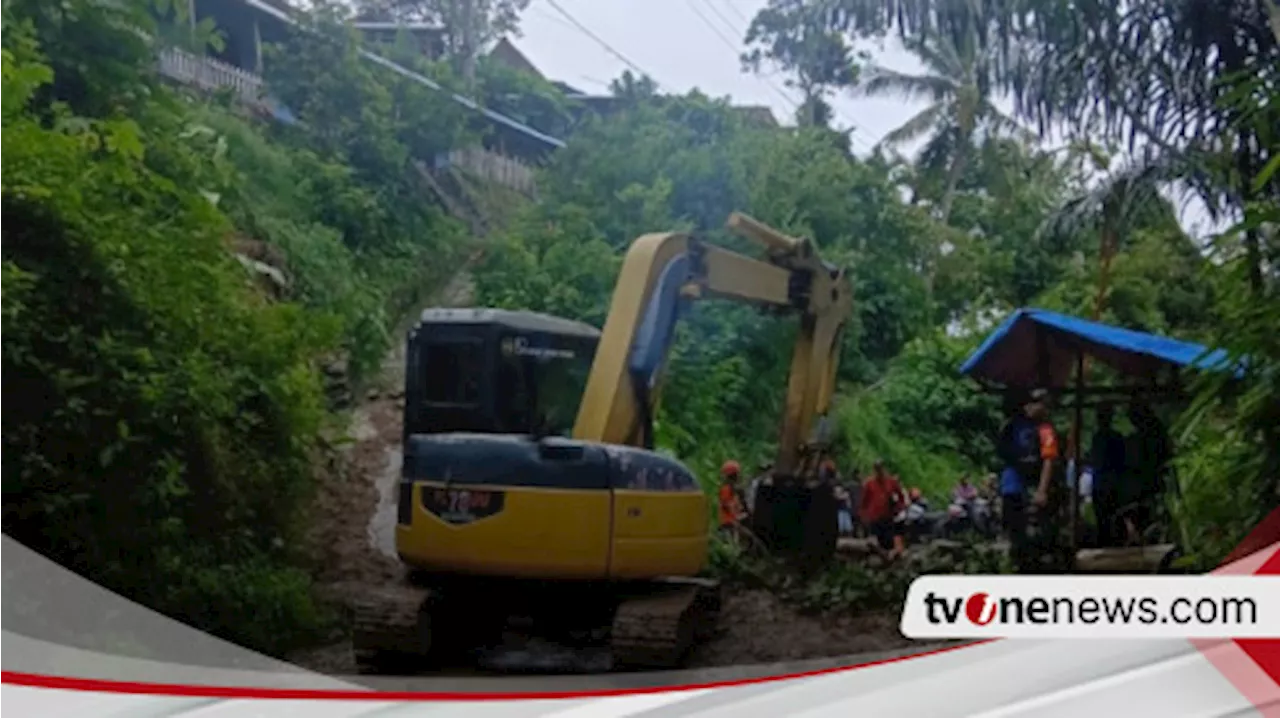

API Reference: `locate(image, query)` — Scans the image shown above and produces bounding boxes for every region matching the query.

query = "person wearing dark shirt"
[1089,404,1128,547]
[1125,400,1171,541]
[996,388,1060,571]
[846,466,863,538]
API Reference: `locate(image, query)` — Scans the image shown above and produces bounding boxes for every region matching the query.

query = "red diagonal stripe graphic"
[1194,506,1280,716]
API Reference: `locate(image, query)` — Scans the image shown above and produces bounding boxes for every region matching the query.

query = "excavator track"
[350,583,435,674]
[610,577,722,670]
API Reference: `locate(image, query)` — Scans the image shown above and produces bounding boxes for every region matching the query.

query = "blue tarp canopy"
[959,308,1232,389]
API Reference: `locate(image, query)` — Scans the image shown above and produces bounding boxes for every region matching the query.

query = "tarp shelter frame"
[959,308,1233,560]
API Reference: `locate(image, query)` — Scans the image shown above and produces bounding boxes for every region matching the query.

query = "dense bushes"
[2,30,336,650]
[1,0,484,652]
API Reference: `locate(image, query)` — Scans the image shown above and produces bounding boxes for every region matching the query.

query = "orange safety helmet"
[720,460,741,478]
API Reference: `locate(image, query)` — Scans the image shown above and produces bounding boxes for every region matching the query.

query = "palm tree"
[1038,152,1187,322]
[851,31,1031,222]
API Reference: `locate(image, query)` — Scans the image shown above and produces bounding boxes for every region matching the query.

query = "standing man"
[1126,400,1171,541]
[1089,404,1128,547]
[858,459,905,560]
[718,460,748,536]
[847,466,864,537]
[996,388,1060,571]
[746,461,773,516]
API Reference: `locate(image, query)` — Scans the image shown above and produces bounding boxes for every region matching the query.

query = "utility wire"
[719,0,751,26]
[689,0,875,151]
[529,5,578,33]
[701,0,745,38]
[542,0,878,150]
[686,0,800,111]
[696,0,876,149]
[541,0,660,87]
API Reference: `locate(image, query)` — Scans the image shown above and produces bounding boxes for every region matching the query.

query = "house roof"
[352,21,442,32]
[734,105,779,127]
[237,0,565,150]
[487,37,544,79]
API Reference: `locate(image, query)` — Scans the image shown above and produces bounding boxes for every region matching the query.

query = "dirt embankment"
[291,266,921,675]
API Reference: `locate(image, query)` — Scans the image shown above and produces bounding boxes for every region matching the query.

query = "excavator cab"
[403,308,601,441]
[396,307,708,583]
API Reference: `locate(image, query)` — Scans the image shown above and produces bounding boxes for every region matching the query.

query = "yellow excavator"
[351,213,853,673]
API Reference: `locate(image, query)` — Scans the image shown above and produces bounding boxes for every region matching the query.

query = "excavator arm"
[571,213,853,479]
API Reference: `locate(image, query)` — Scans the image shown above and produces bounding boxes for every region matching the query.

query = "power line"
[701,0,745,37]
[529,5,577,33]
[685,0,800,111]
[695,0,876,149]
[688,0,872,151]
[541,0,659,87]
[719,0,751,26]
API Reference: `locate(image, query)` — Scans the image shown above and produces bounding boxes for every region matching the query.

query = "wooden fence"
[157,47,267,110]
[157,47,537,196]
[446,147,537,196]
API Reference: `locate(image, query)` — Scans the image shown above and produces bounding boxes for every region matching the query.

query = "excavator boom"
[572,211,853,504]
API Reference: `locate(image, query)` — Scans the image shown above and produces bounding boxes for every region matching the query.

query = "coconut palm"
[851,31,1031,222]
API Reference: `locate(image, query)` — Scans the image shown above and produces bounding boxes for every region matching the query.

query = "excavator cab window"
[422,340,483,404]
[495,331,596,438]
[526,347,593,437]
[409,337,492,434]
[495,349,533,432]
[404,311,601,439]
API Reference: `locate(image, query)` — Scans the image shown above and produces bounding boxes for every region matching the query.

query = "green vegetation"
[1,0,482,651]
[3,0,1277,652]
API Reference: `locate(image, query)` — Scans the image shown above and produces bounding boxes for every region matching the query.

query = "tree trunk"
[1236,141,1265,295]
[938,141,968,223]
[925,139,969,307]
[458,0,479,90]
[1093,223,1117,321]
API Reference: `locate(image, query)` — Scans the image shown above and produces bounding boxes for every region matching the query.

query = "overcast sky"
[514,0,923,155]
[503,0,1218,237]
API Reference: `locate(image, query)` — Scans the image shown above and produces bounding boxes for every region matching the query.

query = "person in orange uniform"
[997,388,1061,571]
[718,460,748,534]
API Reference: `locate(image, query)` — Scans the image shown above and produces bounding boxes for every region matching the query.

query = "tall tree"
[853,30,1029,222]
[804,0,1279,289]
[355,0,531,87]
[1038,153,1181,322]
[742,0,860,127]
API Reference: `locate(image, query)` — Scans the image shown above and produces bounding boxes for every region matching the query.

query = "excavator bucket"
[751,482,839,570]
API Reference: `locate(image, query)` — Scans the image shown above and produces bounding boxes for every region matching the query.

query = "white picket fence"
[447,147,537,196]
[157,47,537,196]
[157,47,266,109]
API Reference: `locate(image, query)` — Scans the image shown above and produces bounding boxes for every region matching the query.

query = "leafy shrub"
[2,37,337,651]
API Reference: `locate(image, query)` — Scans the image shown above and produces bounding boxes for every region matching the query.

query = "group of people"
[713,387,1172,572]
[716,456,992,561]
[1083,400,1172,548]
[995,388,1173,571]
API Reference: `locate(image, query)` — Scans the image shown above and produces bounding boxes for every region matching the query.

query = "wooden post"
[1071,349,1085,558]
[252,17,263,74]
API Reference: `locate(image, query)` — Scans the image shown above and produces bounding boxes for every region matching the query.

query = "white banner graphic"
[900,575,1280,639]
